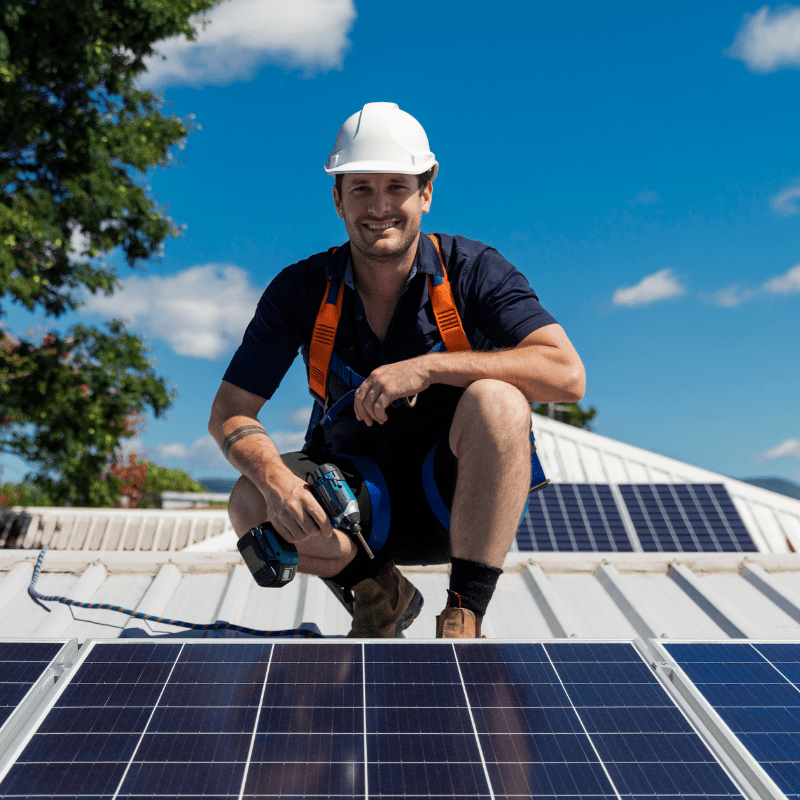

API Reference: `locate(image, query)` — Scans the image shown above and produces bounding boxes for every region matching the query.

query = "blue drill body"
[238,462,372,588]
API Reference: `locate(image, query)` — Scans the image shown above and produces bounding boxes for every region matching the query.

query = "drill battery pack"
[237,523,299,588]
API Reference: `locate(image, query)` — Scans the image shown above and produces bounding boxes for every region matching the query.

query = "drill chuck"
[308,464,373,559]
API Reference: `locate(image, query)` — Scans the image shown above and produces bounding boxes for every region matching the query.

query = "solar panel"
[666,641,800,799]
[0,639,78,782]
[0,641,68,733]
[516,483,633,552]
[0,639,746,798]
[619,483,756,553]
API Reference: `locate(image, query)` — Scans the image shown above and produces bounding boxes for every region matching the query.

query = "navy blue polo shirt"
[224,232,557,459]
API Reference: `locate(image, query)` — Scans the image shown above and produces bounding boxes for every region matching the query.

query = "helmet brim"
[324,161,438,180]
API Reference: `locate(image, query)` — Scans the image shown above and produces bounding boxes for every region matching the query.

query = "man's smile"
[365,220,399,231]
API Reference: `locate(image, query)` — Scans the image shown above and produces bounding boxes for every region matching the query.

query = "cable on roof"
[28,547,324,638]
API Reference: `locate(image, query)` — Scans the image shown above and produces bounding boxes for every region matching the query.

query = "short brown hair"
[335,168,434,196]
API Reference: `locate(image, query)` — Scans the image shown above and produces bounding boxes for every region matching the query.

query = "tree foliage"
[111,454,205,508]
[0,0,217,504]
[532,402,598,430]
[0,323,172,505]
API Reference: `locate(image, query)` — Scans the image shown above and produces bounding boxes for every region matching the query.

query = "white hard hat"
[324,102,438,180]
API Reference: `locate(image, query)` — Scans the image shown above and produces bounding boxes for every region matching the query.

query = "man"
[209,102,585,638]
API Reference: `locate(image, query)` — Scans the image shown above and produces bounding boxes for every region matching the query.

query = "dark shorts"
[281,435,457,567]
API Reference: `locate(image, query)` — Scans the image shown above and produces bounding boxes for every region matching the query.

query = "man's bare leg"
[448,378,532,567]
[436,378,531,637]
[228,475,357,578]
[229,469,421,638]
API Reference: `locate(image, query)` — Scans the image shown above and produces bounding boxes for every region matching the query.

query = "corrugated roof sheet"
[0,507,233,552]
[7,550,800,643]
[2,416,799,644]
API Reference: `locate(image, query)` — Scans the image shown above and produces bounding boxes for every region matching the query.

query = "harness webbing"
[308,248,343,400]
[307,235,469,402]
[426,234,471,352]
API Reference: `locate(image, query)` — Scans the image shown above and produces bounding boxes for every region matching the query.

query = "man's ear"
[421,180,433,214]
[332,185,344,219]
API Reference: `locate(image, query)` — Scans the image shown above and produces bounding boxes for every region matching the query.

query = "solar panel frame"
[0,638,755,799]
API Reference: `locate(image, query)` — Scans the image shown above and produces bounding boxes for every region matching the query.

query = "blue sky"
[4,0,800,485]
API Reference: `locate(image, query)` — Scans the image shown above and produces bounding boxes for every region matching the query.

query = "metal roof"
[1,416,799,642]
[6,549,800,643]
[0,506,233,552]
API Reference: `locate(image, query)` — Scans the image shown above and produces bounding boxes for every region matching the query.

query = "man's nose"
[368,190,391,216]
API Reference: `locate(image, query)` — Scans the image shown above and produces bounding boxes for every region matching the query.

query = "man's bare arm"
[429,323,585,401]
[208,381,333,541]
[353,323,585,425]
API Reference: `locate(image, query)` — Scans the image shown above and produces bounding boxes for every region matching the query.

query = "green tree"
[532,402,598,430]
[0,0,218,504]
[140,462,206,508]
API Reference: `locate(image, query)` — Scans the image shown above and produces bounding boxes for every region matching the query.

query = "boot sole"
[395,589,424,636]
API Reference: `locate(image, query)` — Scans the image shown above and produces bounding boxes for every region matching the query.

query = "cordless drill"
[237,463,372,588]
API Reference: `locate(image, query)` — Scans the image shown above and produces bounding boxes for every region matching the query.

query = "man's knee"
[228,475,266,537]
[450,379,530,456]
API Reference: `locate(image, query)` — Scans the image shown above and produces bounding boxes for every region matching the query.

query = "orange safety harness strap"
[307,237,470,402]
[308,248,344,400]
[425,233,471,353]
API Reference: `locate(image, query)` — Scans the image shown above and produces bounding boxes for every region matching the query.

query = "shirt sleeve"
[460,246,557,349]
[222,265,307,400]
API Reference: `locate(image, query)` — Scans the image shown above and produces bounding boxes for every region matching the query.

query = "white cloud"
[705,284,757,308]
[69,227,90,261]
[727,5,800,73]
[771,185,800,216]
[284,407,313,428]
[764,263,800,293]
[118,437,146,458]
[154,431,306,471]
[268,431,306,452]
[142,0,357,88]
[707,263,800,306]
[627,189,661,208]
[612,269,686,308]
[154,436,230,470]
[82,264,261,360]
[754,439,800,460]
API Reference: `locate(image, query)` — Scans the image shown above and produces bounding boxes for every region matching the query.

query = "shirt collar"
[326,232,444,282]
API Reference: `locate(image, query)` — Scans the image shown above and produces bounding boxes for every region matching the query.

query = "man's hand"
[262,470,335,544]
[354,357,431,426]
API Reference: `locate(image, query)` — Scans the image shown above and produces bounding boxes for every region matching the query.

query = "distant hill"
[741,477,800,501]
[200,478,237,493]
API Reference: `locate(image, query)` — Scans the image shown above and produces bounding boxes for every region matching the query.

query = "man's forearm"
[423,344,585,403]
[208,409,295,497]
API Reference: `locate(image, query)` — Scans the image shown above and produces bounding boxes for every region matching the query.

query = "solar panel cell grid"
[621,484,757,553]
[517,484,633,552]
[0,641,65,735]
[0,640,749,799]
[667,641,800,799]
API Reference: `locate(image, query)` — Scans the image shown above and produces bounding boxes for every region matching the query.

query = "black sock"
[447,557,502,617]
[330,548,386,589]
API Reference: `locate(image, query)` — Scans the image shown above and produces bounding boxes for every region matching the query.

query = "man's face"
[333,173,432,263]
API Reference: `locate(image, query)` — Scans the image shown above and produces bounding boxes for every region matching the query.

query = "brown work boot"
[436,606,484,638]
[347,561,423,638]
